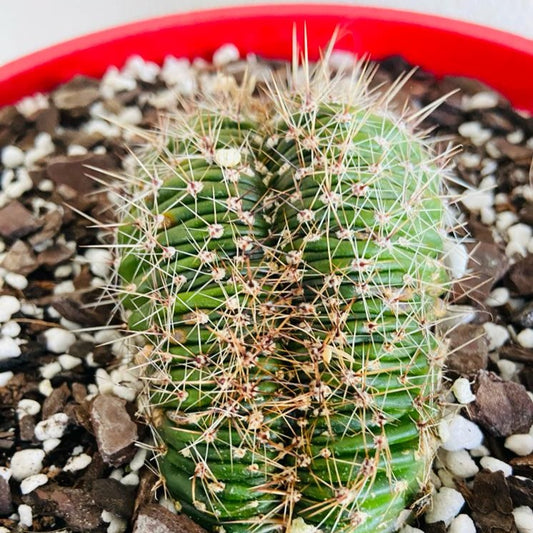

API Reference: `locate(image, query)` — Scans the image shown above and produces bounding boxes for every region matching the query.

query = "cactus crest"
[113,42,452,533]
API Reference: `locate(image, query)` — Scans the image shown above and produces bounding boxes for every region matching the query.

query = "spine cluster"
[115,54,450,533]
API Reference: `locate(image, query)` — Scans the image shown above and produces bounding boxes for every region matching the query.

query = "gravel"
[0,47,532,533]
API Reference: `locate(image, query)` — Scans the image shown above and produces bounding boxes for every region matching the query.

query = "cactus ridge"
[115,51,450,532]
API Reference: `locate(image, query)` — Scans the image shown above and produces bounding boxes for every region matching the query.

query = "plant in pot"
[0,6,532,533]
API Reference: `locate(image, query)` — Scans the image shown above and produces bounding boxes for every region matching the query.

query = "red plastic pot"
[1,4,532,111]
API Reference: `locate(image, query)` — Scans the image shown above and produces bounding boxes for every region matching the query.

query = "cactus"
[115,50,450,533]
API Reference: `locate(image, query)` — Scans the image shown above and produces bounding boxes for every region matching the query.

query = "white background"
[1,0,532,66]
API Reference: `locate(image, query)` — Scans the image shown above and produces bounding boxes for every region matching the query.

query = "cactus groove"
[116,53,450,532]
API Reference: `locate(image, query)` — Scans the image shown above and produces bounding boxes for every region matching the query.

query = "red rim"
[1,4,532,110]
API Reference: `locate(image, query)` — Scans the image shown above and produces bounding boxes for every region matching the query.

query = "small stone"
[17,399,41,418]
[90,395,137,466]
[1,240,37,276]
[10,448,45,480]
[1,145,25,168]
[0,477,12,514]
[446,324,489,375]
[40,361,62,379]
[480,456,513,476]
[0,371,13,386]
[508,476,533,507]
[485,287,509,307]
[58,354,82,370]
[505,434,533,456]
[1,320,21,337]
[451,378,476,404]
[20,473,48,494]
[448,514,476,533]
[43,327,76,354]
[0,201,41,239]
[0,295,20,322]
[18,503,33,528]
[85,248,112,278]
[120,472,139,486]
[91,478,135,518]
[463,91,499,110]
[4,272,28,290]
[513,506,533,533]
[43,438,61,453]
[133,504,207,533]
[38,379,53,397]
[63,453,92,472]
[34,412,69,441]
[0,336,21,360]
[469,370,533,436]
[440,414,484,451]
[212,43,240,66]
[508,255,533,295]
[443,241,469,279]
[129,447,147,472]
[443,449,479,478]
[517,328,533,348]
[483,322,510,351]
[425,487,465,525]
[497,359,518,381]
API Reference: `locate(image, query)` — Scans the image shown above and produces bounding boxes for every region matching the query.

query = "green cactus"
[116,53,449,533]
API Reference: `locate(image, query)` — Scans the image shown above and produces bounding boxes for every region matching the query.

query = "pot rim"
[1,4,532,109]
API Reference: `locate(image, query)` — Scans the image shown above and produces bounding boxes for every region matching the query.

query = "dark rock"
[18,415,36,442]
[46,153,116,194]
[492,137,533,164]
[90,395,137,466]
[468,370,533,436]
[507,475,533,508]
[0,201,41,239]
[134,468,158,514]
[453,242,508,304]
[0,106,26,145]
[480,111,514,133]
[42,382,70,419]
[91,478,135,518]
[37,243,74,267]
[0,476,13,515]
[467,215,495,243]
[518,204,533,226]
[513,300,533,328]
[423,522,447,533]
[71,382,88,403]
[1,239,38,275]
[52,297,106,327]
[469,471,516,533]
[509,454,533,478]
[28,209,63,248]
[33,106,60,134]
[32,485,102,531]
[507,255,533,296]
[133,504,207,533]
[445,324,489,375]
[499,344,533,364]
[52,76,101,119]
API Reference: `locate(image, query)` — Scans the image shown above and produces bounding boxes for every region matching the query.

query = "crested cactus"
[115,49,450,533]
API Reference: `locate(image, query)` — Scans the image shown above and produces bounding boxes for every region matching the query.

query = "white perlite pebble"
[0,467,11,481]
[43,327,76,354]
[496,211,519,232]
[451,378,476,404]
[483,322,510,351]
[1,320,21,337]
[485,287,509,307]
[63,453,92,472]
[34,413,69,441]
[463,91,499,111]
[212,43,240,66]
[0,294,21,322]
[504,434,533,456]
[18,504,33,528]
[38,379,53,397]
[17,399,41,418]
[129,447,147,472]
[443,241,469,280]
[460,189,494,212]
[399,526,424,533]
[443,449,479,478]
[440,415,484,451]
[513,506,533,533]
[508,223,532,245]
[20,473,48,494]
[107,515,128,533]
[517,328,533,349]
[425,487,465,525]
[85,248,112,278]
[0,336,21,360]
[120,472,139,486]
[10,449,45,480]
[479,456,512,476]
[43,438,61,453]
[448,513,476,533]
[58,354,82,370]
[497,359,517,381]
[0,371,13,387]
[40,361,62,380]
[4,272,28,290]
[1,145,25,168]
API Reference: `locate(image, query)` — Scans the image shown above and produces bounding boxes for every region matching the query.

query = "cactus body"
[117,56,449,532]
